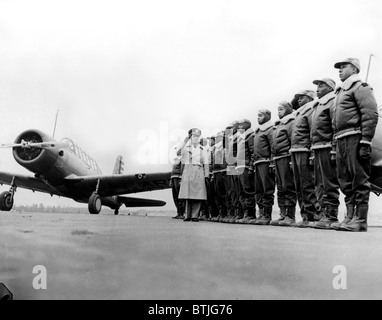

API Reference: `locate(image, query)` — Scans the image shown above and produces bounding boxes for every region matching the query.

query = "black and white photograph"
[1,0,382,304]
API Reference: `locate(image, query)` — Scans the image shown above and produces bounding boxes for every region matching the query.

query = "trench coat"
[178,143,209,200]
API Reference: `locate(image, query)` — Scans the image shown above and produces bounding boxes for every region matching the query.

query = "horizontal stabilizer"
[119,196,166,207]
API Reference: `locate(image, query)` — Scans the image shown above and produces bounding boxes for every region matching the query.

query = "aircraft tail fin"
[112,155,124,175]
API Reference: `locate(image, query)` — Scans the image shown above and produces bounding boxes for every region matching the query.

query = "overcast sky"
[0,0,381,210]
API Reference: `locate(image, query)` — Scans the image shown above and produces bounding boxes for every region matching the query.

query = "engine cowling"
[12,130,59,175]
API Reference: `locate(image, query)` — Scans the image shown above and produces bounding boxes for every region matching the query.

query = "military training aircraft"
[0,129,171,215]
[370,108,382,195]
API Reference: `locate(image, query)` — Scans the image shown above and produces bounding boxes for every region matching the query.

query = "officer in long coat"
[178,128,210,222]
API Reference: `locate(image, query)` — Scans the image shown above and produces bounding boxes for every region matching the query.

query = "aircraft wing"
[0,171,171,201]
[0,171,64,196]
[65,171,172,198]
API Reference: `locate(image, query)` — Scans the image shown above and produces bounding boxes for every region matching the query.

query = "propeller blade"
[0,143,23,148]
[0,140,56,149]
[28,142,56,148]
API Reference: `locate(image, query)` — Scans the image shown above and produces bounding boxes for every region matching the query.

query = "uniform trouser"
[291,152,317,216]
[238,167,256,211]
[213,172,228,214]
[315,181,325,211]
[226,173,241,212]
[171,178,184,215]
[274,156,297,208]
[185,199,203,219]
[204,179,217,215]
[313,148,340,208]
[336,135,371,207]
[254,162,275,209]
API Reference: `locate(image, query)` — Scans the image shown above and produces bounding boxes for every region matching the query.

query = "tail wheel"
[0,192,14,211]
[88,193,102,214]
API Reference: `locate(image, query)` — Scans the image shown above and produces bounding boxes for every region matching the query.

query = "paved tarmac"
[1,210,382,300]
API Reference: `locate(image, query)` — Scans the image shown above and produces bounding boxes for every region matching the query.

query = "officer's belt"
[289,147,310,153]
[334,127,361,140]
[235,164,250,170]
[212,169,226,174]
[254,158,271,165]
[273,154,291,161]
[311,142,332,150]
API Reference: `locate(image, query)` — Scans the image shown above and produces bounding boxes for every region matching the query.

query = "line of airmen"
[170,57,379,232]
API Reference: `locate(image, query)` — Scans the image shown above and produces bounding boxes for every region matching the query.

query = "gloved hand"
[269,162,275,175]
[330,152,336,167]
[359,143,372,161]
[308,155,314,170]
[205,177,210,185]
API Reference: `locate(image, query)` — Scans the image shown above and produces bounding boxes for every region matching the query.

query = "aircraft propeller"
[0,139,56,149]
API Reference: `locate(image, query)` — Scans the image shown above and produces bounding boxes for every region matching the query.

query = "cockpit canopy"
[61,138,102,174]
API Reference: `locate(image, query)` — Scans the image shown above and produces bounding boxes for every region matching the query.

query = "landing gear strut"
[88,179,102,214]
[0,177,16,211]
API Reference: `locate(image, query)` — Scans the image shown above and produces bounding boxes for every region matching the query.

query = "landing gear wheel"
[114,209,119,215]
[0,191,14,211]
[88,193,102,214]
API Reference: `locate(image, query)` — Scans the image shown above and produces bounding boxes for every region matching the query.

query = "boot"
[279,207,296,227]
[199,210,209,221]
[229,208,242,223]
[309,207,324,227]
[306,211,318,227]
[215,207,225,222]
[218,208,227,222]
[311,211,324,226]
[293,212,314,228]
[211,207,221,222]
[248,207,263,224]
[331,205,355,230]
[255,207,272,225]
[172,208,184,219]
[340,205,368,232]
[314,206,339,230]
[292,214,311,228]
[234,208,246,223]
[237,208,256,224]
[309,206,325,228]
[270,207,286,226]
[222,208,233,223]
